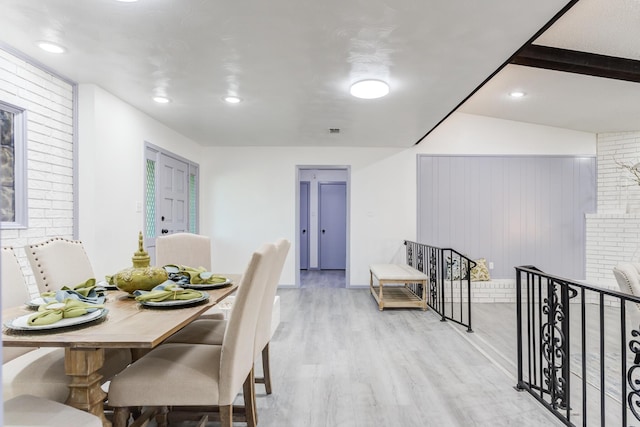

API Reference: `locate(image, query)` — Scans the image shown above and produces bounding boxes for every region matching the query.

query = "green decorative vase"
[114,232,168,294]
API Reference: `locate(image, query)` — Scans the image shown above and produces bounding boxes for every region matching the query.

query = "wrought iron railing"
[515,265,640,426]
[404,240,475,332]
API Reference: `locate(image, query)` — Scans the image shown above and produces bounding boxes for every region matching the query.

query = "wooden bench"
[369,264,428,311]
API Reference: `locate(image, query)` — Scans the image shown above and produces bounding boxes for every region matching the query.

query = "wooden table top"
[2,276,239,350]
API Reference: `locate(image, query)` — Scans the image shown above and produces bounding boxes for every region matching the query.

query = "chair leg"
[113,407,130,427]
[243,368,258,427]
[261,343,272,395]
[155,406,169,427]
[220,404,233,427]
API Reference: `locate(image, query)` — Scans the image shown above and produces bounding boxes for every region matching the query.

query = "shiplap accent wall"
[418,155,597,280]
[0,47,75,291]
[586,131,640,286]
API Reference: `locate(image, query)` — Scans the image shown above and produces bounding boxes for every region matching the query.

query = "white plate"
[96,280,117,291]
[26,297,49,309]
[139,292,209,308]
[4,309,108,331]
[181,279,232,290]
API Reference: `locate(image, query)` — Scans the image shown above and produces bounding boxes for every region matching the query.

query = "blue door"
[300,181,310,270]
[319,182,346,270]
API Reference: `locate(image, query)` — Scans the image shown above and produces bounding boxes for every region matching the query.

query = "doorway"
[296,166,350,288]
[144,143,199,263]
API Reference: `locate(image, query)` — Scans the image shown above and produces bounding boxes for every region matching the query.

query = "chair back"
[613,263,640,311]
[25,238,95,294]
[155,232,212,269]
[254,238,290,356]
[613,262,640,295]
[2,247,31,309]
[2,247,36,362]
[219,242,275,404]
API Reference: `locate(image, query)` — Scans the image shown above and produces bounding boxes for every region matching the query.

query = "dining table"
[2,275,240,427]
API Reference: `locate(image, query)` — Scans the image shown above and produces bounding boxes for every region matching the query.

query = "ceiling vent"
[329,128,340,134]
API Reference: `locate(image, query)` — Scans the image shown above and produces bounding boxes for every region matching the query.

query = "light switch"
[489,262,494,270]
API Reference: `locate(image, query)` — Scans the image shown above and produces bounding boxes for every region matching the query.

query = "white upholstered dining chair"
[107,242,277,427]
[613,262,640,310]
[165,238,290,395]
[4,394,102,427]
[24,237,95,294]
[1,246,70,402]
[24,238,132,379]
[154,231,228,320]
[155,232,212,269]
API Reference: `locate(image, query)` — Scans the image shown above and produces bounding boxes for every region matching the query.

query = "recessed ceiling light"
[37,41,66,54]
[509,91,526,98]
[350,80,390,99]
[223,96,242,104]
[152,96,171,104]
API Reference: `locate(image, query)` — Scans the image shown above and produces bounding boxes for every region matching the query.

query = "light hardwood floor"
[152,286,565,426]
[254,287,563,427]
[300,269,346,288]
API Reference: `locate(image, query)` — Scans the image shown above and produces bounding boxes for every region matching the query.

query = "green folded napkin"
[163,265,227,285]
[191,270,227,285]
[134,283,204,303]
[61,278,97,297]
[28,299,104,326]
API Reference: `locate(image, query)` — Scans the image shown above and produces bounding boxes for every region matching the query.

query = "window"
[0,101,27,228]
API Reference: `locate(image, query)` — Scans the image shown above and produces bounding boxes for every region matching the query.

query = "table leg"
[65,348,111,427]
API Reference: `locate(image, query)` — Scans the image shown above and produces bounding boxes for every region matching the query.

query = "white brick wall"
[444,279,517,303]
[0,48,75,294]
[586,132,640,288]
[596,132,640,214]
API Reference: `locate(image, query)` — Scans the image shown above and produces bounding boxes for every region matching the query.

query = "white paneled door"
[158,153,189,236]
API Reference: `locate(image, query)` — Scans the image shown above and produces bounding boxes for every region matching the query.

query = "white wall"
[77,84,204,278]
[199,146,414,286]
[198,114,595,287]
[419,112,596,156]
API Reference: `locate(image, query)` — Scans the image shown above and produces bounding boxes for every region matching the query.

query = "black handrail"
[515,265,640,426]
[404,240,476,332]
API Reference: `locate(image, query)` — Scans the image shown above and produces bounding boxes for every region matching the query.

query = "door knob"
[322,229,326,234]
[302,229,306,234]
[161,229,169,234]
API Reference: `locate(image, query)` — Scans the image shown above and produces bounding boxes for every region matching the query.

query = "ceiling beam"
[512,44,640,83]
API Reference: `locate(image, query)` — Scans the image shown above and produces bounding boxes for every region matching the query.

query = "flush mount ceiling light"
[223,96,242,104]
[350,79,390,99]
[115,0,139,2]
[509,91,526,98]
[37,41,66,54]
[152,96,171,104]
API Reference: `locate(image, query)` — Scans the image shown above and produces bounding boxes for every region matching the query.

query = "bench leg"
[378,282,384,311]
[422,280,427,311]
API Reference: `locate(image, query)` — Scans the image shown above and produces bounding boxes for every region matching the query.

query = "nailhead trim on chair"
[27,237,89,292]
